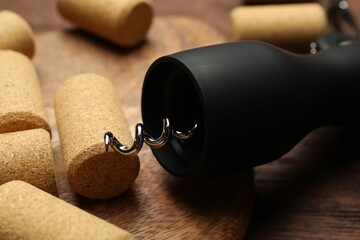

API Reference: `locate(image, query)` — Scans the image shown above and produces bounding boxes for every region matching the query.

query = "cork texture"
[244,0,315,4]
[0,129,57,195]
[0,180,134,240]
[54,74,140,199]
[0,10,35,58]
[0,50,50,134]
[57,0,153,47]
[230,3,332,52]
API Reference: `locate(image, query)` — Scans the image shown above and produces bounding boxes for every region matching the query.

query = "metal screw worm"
[104,118,197,156]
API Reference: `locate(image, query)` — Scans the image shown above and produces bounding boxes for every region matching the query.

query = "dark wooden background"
[1,0,360,239]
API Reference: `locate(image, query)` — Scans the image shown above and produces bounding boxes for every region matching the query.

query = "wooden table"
[1,0,360,239]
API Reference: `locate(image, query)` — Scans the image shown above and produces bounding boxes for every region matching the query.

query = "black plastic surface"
[141,41,360,177]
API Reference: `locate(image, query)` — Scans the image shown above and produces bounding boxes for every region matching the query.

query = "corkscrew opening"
[141,59,207,176]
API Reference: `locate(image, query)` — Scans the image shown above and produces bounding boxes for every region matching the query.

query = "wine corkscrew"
[106,0,360,177]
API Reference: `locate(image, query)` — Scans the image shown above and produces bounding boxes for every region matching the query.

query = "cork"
[57,0,153,47]
[230,3,333,52]
[244,0,315,4]
[0,50,50,134]
[54,74,140,199]
[0,10,35,58]
[0,129,57,195]
[0,180,134,240]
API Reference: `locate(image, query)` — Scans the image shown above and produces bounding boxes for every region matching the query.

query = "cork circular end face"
[117,1,153,47]
[0,112,51,135]
[67,143,140,199]
[0,10,35,58]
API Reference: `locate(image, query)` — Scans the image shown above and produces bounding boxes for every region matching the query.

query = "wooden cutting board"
[34,16,254,239]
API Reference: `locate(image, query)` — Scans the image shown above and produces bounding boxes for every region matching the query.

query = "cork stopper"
[57,0,153,47]
[244,0,315,4]
[0,180,134,240]
[0,10,35,58]
[54,74,140,199]
[0,129,57,195]
[230,3,333,52]
[0,50,50,134]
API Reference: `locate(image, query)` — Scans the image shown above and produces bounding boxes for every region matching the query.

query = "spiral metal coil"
[104,118,197,156]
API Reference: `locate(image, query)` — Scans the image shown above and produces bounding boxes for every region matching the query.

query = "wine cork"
[230,3,333,52]
[54,74,140,199]
[0,50,50,134]
[244,0,315,4]
[57,0,153,47]
[0,129,57,195]
[0,10,35,58]
[0,180,134,240]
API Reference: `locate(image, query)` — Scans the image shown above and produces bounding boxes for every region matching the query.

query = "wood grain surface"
[33,16,254,239]
[1,0,360,239]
